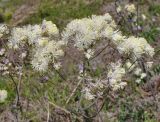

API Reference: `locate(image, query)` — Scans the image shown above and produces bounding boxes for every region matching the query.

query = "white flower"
[0,48,5,56]
[31,40,64,72]
[31,56,49,72]
[126,61,135,70]
[118,36,155,58]
[125,4,136,13]
[135,79,141,84]
[8,27,28,48]
[42,20,59,36]
[111,31,125,45]
[84,49,94,59]
[107,61,126,90]
[0,90,7,103]
[0,24,9,38]
[146,61,153,69]
[134,68,142,76]
[102,26,114,39]
[144,44,155,57]
[142,14,146,20]
[21,52,27,59]
[37,37,49,47]
[54,62,61,70]
[140,73,147,79]
[83,88,95,100]
[27,25,42,44]
[119,82,127,89]
[117,6,122,13]
[8,63,12,66]
[62,13,116,50]
[2,71,9,75]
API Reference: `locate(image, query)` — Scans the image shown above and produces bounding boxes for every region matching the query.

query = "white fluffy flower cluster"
[118,36,155,58]
[82,78,104,100]
[107,61,127,91]
[134,68,147,84]
[7,20,64,72]
[83,87,95,100]
[42,20,59,36]
[62,13,154,59]
[0,89,7,103]
[8,20,59,49]
[84,49,94,59]
[116,4,136,14]
[0,48,5,56]
[62,13,116,50]
[125,4,136,13]
[31,40,64,71]
[0,24,9,38]
[0,48,11,75]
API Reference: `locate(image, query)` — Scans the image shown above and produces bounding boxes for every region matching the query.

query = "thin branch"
[66,79,82,104]
[49,101,71,115]
[89,43,109,61]
[47,102,50,122]
[52,66,66,81]
[95,100,103,122]
[9,74,20,107]
[136,0,139,37]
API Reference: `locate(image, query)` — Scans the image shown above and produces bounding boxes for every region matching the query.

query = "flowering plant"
[0,1,157,121]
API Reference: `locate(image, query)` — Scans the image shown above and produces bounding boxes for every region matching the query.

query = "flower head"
[0,90,7,103]
[125,4,136,13]
[42,20,59,36]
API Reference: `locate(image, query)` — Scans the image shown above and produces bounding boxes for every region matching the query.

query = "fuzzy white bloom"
[146,61,153,69]
[102,26,114,39]
[8,25,42,48]
[140,73,147,79]
[26,25,42,44]
[37,37,49,47]
[107,61,126,90]
[142,14,146,20]
[0,48,5,56]
[0,90,7,103]
[42,20,59,36]
[95,81,104,89]
[134,68,142,76]
[117,6,122,13]
[111,31,126,45]
[125,4,136,13]
[84,49,94,59]
[21,52,27,59]
[118,36,155,58]
[8,63,12,66]
[8,20,59,48]
[5,20,63,72]
[83,87,95,100]
[62,13,116,50]
[0,24,9,38]
[54,62,61,70]
[8,27,28,48]
[135,79,141,84]
[31,56,49,71]
[126,61,135,70]
[31,40,64,72]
